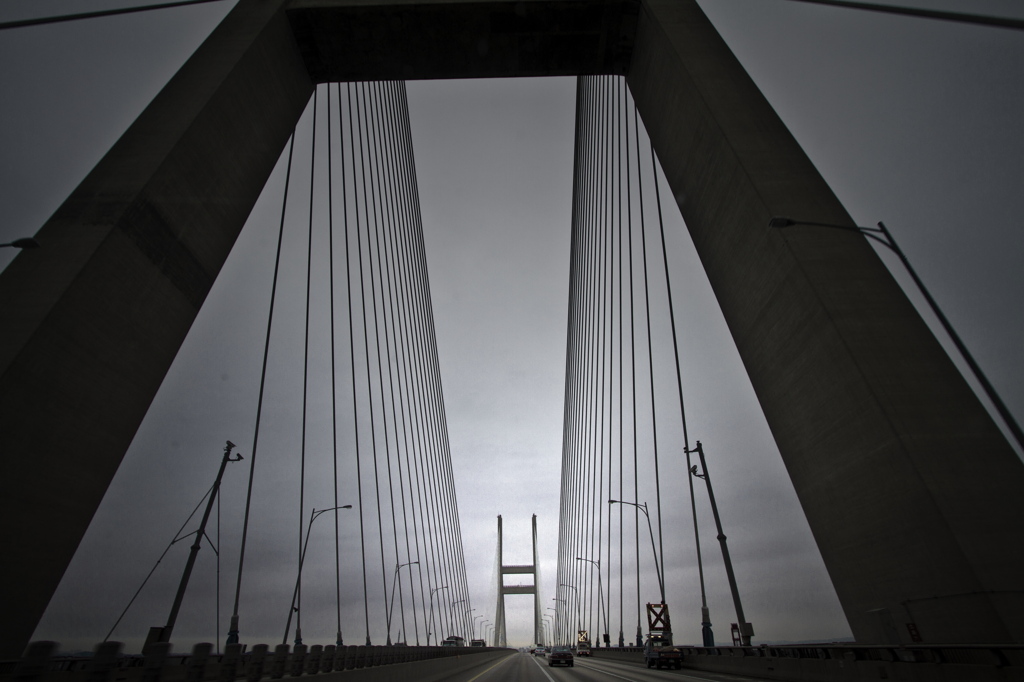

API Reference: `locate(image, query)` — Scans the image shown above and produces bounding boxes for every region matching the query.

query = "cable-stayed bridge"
[1,1,1023,680]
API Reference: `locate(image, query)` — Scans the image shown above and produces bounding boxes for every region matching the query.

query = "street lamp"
[386,560,419,645]
[576,557,607,647]
[284,504,353,645]
[479,619,490,643]
[689,441,752,646]
[451,598,466,638]
[770,216,1024,456]
[608,500,664,603]
[473,614,485,638]
[427,585,448,645]
[610,499,663,648]
[551,599,567,644]
[546,606,559,645]
[559,584,583,643]
[0,238,40,249]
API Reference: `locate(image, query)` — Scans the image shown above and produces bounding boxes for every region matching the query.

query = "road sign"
[646,603,671,632]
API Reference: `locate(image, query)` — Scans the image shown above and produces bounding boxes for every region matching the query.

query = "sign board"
[646,603,671,632]
[577,630,589,643]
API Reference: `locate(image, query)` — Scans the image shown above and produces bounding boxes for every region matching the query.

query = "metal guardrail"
[680,643,1024,666]
[0,641,502,682]
[591,642,1024,663]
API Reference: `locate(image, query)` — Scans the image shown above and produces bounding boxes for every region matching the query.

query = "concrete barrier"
[269,645,288,680]
[245,645,267,682]
[141,643,170,682]
[0,643,511,682]
[279,650,513,682]
[319,646,333,674]
[185,644,210,682]
[13,642,57,682]
[288,646,306,678]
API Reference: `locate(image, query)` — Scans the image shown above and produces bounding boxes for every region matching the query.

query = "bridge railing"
[593,643,1024,680]
[0,641,503,682]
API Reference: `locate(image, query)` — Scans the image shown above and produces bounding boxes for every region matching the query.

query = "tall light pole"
[608,500,664,603]
[386,560,419,645]
[451,598,466,640]
[547,606,559,645]
[770,216,1024,457]
[427,585,448,645]
[479,619,490,643]
[461,604,474,641]
[689,441,752,646]
[552,599,567,645]
[284,503,353,645]
[473,614,484,638]
[559,584,582,643]
[576,557,606,647]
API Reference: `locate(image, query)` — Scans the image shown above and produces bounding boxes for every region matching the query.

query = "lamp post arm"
[427,591,436,645]
[386,565,400,640]
[280,504,348,646]
[578,557,607,646]
[609,500,665,606]
[386,562,418,644]
[640,505,665,604]
[283,508,317,645]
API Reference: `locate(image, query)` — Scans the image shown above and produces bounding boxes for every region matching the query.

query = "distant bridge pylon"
[493,515,541,648]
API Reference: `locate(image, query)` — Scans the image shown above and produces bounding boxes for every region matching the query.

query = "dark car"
[547,646,574,667]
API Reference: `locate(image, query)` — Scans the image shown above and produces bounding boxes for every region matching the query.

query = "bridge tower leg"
[494,515,505,647]
[532,514,541,647]
[0,0,307,655]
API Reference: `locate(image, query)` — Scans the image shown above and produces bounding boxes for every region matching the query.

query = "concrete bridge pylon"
[493,515,542,648]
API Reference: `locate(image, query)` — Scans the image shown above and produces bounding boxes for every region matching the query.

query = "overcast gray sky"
[2,0,1022,653]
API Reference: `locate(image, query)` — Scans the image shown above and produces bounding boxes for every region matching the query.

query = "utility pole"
[690,441,752,646]
[149,441,242,646]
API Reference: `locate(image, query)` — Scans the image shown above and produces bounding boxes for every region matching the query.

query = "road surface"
[443,650,772,682]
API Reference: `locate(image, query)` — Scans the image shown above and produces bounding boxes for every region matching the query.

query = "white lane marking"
[465,652,516,682]
[528,653,559,682]
[572,660,640,681]
[579,657,767,682]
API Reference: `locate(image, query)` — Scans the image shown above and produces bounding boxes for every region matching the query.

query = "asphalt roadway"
[440,650,773,682]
